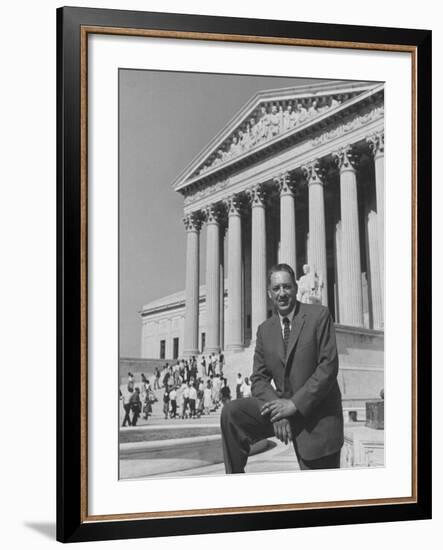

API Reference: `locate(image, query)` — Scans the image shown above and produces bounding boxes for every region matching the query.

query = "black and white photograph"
[118,70,385,480]
[0,0,437,545]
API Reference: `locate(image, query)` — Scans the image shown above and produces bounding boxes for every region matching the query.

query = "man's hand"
[272,418,292,445]
[260,398,297,422]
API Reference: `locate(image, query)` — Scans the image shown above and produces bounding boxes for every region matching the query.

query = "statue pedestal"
[365,399,384,430]
[342,424,384,468]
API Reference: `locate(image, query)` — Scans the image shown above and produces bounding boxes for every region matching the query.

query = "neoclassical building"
[141,80,384,378]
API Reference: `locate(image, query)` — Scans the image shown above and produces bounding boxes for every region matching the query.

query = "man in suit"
[220,263,343,473]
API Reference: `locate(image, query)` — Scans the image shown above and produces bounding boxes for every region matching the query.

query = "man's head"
[267,263,297,316]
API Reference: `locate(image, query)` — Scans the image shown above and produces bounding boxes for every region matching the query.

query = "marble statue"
[297,264,323,304]
[297,102,308,123]
[270,104,280,137]
[307,99,319,118]
[249,117,258,145]
[258,105,271,141]
[283,103,292,131]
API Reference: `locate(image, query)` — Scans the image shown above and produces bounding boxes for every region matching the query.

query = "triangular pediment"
[172,80,382,193]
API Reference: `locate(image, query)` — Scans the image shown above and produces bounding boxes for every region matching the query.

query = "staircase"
[222,325,384,422]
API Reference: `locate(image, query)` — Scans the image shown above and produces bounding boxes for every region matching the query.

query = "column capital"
[225,194,245,217]
[274,172,295,196]
[302,159,325,186]
[204,204,223,224]
[367,131,385,159]
[183,211,203,232]
[333,145,358,172]
[247,184,267,207]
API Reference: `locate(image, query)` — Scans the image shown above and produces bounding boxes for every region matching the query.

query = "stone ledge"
[342,424,384,468]
[336,324,384,337]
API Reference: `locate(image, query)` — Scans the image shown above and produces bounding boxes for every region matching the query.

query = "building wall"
[141,297,229,359]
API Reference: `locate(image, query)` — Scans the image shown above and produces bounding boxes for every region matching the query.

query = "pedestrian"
[147,381,157,418]
[241,376,252,398]
[154,367,161,390]
[189,382,197,418]
[141,382,149,420]
[162,367,170,389]
[203,380,212,415]
[207,354,213,377]
[173,362,180,386]
[220,378,231,405]
[163,388,170,419]
[182,382,190,418]
[120,386,133,427]
[236,373,243,399]
[129,387,141,426]
[200,355,207,377]
[176,384,184,420]
[169,386,177,418]
[212,374,221,409]
[190,359,197,381]
[196,380,204,417]
[219,352,225,377]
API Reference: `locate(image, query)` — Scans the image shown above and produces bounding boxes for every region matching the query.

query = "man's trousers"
[220,397,341,473]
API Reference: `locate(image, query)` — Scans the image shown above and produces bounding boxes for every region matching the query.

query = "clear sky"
[119,69,325,357]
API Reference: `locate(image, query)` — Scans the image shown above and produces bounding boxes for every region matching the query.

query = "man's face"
[268,270,297,316]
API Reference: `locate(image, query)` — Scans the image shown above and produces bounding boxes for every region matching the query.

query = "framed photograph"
[57,6,431,543]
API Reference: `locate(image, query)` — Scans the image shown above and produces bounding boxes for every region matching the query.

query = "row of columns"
[183,132,384,356]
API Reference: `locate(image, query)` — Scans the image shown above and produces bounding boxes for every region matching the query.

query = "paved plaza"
[120,405,301,479]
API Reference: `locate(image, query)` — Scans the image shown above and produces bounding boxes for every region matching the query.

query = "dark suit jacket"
[250,301,344,461]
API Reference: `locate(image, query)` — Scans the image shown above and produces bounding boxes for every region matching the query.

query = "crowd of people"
[119,353,252,427]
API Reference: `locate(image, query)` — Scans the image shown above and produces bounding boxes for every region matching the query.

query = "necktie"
[283,317,290,355]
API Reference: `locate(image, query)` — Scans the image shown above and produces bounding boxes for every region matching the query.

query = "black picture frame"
[57,6,432,543]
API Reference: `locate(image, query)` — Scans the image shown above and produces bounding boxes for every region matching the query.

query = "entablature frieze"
[182,108,383,216]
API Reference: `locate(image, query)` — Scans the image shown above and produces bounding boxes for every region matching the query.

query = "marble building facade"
[141,80,384,366]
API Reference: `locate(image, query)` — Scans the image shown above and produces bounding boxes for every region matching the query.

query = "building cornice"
[182,102,384,215]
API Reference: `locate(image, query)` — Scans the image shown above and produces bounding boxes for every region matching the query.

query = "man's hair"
[267,263,297,287]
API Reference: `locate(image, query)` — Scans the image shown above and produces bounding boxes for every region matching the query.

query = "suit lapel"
[270,315,286,366]
[285,304,306,366]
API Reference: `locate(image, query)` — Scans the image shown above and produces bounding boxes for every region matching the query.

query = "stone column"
[306,232,311,267]
[225,195,243,350]
[205,205,221,354]
[367,210,383,329]
[276,172,297,272]
[219,225,226,350]
[249,184,267,340]
[367,131,385,314]
[335,221,343,323]
[334,146,363,326]
[183,212,202,357]
[302,160,328,306]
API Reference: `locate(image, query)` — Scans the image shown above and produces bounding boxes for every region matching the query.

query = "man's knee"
[221,398,248,428]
